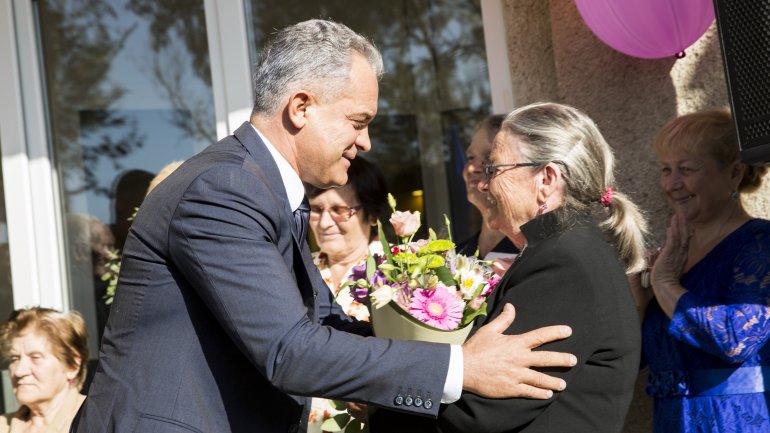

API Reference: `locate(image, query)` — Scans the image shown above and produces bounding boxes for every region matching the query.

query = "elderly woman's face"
[657,147,736,224]
[9,330,77,409]
[463,128,493,212]
[309,185,373,259]
[483,134,540,246]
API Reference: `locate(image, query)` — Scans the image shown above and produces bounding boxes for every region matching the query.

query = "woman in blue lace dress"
[639,109,770,432]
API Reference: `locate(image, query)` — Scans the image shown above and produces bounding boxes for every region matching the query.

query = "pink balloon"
[574,0,715,59]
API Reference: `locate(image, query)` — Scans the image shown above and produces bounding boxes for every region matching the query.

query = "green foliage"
[320,413,351,432]
[434,265,457,288]
[100,208,136,305]
[319,404,370,433]
[417,239,455,255]
[460,301,487,327]
[101,248,122,305]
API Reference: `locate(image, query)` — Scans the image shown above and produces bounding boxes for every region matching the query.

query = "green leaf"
[444,214,453,242]
[428,227,437,241]
[347,420,367,433]
[377,263,397,272]
[434,265,456,287]
[471,282,487,300]
[377,221,394,267]
[387,193,397,212]
[329,400,348,410]
[366,254,376,281]
[461,302,488,327]
[321,413,351,432]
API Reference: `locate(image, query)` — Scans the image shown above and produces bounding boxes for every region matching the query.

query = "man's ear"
[286,90,313,129]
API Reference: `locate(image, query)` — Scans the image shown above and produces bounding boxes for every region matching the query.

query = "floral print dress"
[642,219,770,432]
[307,243,379,432]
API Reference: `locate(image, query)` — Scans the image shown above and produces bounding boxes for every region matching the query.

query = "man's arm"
[462,304,574,398]
[170,166,450,416]
[170,166,575,415]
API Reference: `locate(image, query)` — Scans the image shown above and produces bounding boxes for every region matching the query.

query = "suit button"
[414,396,423,407]
[394,394,404,405]
[404,395,413,406]
[423,399,433,410]
[287,424,299,433]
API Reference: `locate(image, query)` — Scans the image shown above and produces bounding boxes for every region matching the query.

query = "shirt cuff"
[441,344,463,403]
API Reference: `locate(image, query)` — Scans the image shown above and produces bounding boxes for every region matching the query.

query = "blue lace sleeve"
[668,228,770,363]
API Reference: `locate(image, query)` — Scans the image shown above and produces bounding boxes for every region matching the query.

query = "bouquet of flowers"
[344,194,500,336]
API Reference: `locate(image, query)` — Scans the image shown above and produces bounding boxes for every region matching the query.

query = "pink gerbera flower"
[409,286,464,330]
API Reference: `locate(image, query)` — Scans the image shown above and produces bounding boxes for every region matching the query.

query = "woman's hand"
[491,257,515,276]
[650,214,690,318]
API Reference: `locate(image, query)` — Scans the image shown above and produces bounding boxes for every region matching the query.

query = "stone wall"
[501,1,770,432]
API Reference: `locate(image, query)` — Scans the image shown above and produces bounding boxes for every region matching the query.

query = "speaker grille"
[714,0,770,163]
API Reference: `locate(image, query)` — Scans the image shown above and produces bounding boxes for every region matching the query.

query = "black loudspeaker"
[713,0,770,165]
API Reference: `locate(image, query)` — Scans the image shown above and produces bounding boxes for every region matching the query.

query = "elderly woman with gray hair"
[373,102,648,433]
[443,102,647,432]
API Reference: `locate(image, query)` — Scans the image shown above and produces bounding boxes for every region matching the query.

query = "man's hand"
[462,304,575,399]
[345,402,368,423]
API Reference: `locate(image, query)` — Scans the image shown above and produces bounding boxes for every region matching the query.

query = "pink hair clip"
[599,187,614,207]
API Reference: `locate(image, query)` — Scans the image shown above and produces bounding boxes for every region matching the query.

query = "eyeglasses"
[309,204,363,222]
[482,162,540,181]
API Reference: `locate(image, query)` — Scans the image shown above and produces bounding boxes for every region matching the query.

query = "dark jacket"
[373,212,640,433]
[73,122,449,433]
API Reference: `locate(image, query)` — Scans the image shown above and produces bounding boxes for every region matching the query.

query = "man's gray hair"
[252,19,383,116]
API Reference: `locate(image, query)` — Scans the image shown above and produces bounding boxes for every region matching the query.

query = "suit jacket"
[74,122,449,433]
[372,212,640,433]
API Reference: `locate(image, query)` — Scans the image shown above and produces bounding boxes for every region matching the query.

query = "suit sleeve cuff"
[441,344,463,403]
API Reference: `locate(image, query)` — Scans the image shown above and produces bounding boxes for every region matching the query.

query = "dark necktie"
[293,197,310,242]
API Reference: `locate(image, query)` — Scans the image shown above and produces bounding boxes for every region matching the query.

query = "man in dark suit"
[73,19,576,433]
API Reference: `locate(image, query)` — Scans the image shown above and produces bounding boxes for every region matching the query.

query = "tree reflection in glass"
[35,0,216,354]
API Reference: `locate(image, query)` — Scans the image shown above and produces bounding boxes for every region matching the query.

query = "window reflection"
[35,0,216,352]
[244,0,492,240]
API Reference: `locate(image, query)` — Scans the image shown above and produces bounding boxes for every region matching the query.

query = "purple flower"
[369,269,388,287]
[349,262,367,282]
[408,286,464,330]
[350,283,370,302]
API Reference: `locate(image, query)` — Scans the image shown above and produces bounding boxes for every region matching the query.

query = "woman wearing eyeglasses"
[305,156,389,433]
[419,103,645,433]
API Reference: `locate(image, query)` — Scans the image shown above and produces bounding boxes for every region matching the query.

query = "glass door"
[244,0,493,240]
[34,0,217,356]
